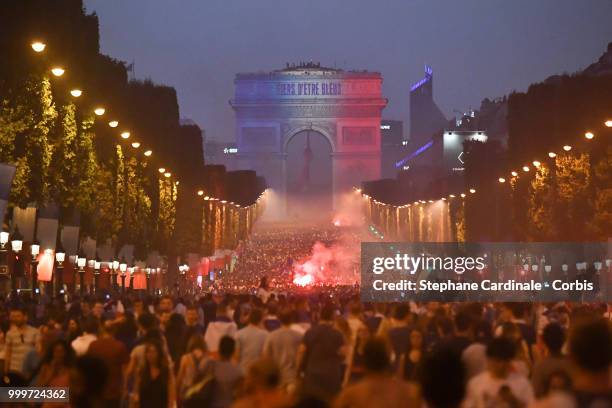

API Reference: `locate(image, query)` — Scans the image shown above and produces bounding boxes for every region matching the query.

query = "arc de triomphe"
[230,63,387,211]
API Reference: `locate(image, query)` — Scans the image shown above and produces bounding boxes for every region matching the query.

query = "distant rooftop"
[276,61,342,73]
[236,62,380,79]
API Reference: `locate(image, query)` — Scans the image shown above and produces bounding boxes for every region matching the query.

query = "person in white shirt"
[71,317,99,356]
[464,337,534,408]
[204,303,237,355]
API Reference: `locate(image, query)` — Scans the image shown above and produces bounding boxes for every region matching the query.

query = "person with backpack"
[177,335,209,402]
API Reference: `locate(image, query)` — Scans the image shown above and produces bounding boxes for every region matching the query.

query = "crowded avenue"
[0,220,610,407]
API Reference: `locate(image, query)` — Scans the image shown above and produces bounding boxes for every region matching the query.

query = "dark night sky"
[85,0,612,142]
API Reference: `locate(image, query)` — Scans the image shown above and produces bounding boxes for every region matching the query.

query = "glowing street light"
[131,142,140,148]
[108,120,119,128]
[197,190,204,196]
[469,188,476,194]
[31,41,46,53]
[164,172,171,178]
[584,131,594,140]
[51,67,65,77]
[120,131,130,139]
[94,107,105,116]
[605,120,612,128]
[563,145,572,152]
[158,167,165,173]
[533,160,541,167]
[498,177,506,183]
[522,166,530,172]
[548,152,556,158]
[144,150,152,157]
[70,89,82,97]
[10,229,23,252]
[460,193,466,198]
[511,171,518,177]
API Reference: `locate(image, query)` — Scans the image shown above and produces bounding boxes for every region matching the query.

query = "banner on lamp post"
[13,204,36,242]
[61,211,80,256]
[37,204,59,251]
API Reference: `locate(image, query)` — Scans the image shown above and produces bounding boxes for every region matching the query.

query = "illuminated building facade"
[230,63,387,208]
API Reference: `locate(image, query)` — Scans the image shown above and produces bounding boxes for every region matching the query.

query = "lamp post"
[128,266,135,291]
[30,240,40,293]
[55,244,65,297]
[76,252,86,295]
[145,267,151,294]
[179,263,189,294]
[157,267,162,294]
[0,231,9,294]
[111,260,119,293]
[11,228,24,292]
[119,258,127,293]
[93,256,101,295]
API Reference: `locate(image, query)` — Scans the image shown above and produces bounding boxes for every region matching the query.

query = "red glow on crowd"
[293,272,313,286]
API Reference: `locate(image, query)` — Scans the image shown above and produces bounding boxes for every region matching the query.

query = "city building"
[409,65,448,149]
[380,119,409,178]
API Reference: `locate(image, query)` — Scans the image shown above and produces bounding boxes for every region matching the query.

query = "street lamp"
[51,67,65,77]
[10,228,23,291]
[145,267,151,293]
[77,251,87,295]
[119,258,127,293]
[548,152,556,158]
[605,120,612,128]
[55,242,65,296]
[11,229,23,252]
[121,131,130,139]
[563,145,572,152]
[144,150,152,157]
[93,255,101,294]
[128,266,136,290]
[131,142,140,148]
[111,260,119,292]
[70,89,82,98]
[31,41,46,53]
[0,232,9,285]
[30,240,40,293]
[108,120,119,128]
[94,107,105,116]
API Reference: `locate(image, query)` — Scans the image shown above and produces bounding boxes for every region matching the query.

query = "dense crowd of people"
[0,223,609,407]
[0,291,610,407]
[226,223,362,290]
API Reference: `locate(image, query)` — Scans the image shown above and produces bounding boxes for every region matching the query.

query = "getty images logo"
[372,253,486,275]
